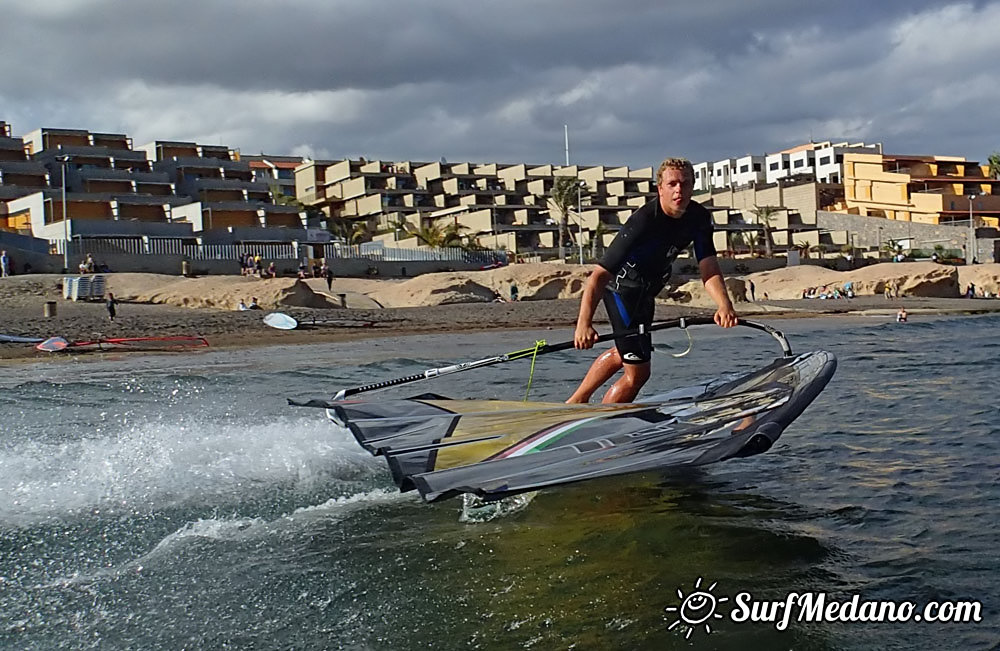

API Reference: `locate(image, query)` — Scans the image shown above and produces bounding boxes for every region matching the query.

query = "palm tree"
[749,205,779,258]
[440,221,470,248]
[880,238,898,259]
[794,240,811,259]
[412,223,446,247]
[989,151,1000,180]
[349,221,372,244]
[550,176,582,262]
[741,231,757,256]
[590,220,610,259]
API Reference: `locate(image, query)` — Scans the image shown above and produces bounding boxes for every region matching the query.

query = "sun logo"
[664,577,728,639]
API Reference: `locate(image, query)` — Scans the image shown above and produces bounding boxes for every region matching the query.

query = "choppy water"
[1,315,997,650]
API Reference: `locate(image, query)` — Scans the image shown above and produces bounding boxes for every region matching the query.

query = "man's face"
[658,167,694,217]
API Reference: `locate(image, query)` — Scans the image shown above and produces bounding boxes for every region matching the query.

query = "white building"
[814,142,882,183]
[711,158,734,191]
[764,152,791,184]
[693,162,711,193]
[731,155,765,187]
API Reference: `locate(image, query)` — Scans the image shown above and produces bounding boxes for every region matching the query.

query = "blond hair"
[656,157,694,184]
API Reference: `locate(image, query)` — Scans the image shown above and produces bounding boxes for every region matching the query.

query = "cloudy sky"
[2,0,999,169]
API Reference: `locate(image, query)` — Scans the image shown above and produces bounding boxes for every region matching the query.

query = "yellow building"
[842,152,1000,227]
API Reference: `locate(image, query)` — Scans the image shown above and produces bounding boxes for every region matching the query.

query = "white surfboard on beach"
[263,312,298,330]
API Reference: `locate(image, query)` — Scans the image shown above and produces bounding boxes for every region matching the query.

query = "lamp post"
[55,155,71,271]
[576,180,586,264]
[967,193,980,264]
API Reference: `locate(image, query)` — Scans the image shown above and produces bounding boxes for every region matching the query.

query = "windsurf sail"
[326,350,835,502]
[301,319,836,502]
[36,336,209,352]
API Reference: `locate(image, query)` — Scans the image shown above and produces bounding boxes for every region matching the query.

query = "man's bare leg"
[601,362,651,403]
[566,349,623,403]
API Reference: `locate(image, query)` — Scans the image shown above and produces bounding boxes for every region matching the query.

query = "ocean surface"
[1,314,997,650]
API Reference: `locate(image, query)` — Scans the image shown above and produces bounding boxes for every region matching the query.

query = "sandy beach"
[1,263,999,362]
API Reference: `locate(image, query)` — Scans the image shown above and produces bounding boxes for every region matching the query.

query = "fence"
[54,237,507,266]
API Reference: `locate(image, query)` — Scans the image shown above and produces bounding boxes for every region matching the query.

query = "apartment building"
[705,177,850,253]
[840,152,1000,227]
[295,158,651,254]
[0,126,309,252]
[242,154,305,199]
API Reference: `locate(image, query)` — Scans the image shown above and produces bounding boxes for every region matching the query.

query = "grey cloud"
[1,0,997,168]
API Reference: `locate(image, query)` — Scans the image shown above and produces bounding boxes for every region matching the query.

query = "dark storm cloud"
[1,0,998,167]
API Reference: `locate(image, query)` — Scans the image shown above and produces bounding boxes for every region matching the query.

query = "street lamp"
[575,180,586,264]
[55,155,71,272]
[967,193,982,264]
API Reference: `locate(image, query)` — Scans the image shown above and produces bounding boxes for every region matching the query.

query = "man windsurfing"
[567,157,738,404]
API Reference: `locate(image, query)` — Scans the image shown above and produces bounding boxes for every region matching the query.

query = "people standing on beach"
[747,279,756,302]
[567,157,738,404]
[106,292,117,322]
[0,250,9,278]
[509,282,519,302]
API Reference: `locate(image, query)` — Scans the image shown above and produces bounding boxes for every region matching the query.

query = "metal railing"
[52,237,508,265]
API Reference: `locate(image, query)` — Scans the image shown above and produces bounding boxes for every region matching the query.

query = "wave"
[0,415,386,529]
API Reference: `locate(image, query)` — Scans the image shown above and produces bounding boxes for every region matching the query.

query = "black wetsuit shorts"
[603,289,654,364]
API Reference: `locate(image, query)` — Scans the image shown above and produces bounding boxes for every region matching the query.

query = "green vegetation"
[749,205,779,257]
[989,151,1000,179]
[550,176,582,262]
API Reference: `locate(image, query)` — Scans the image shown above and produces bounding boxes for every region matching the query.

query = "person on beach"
[896,307,907,323]
[567,157,738,404]
[237,298,249,311]
[747,278,755,302]
[106,292,117,322]
[324,264,334,292]
[248,297,260,310]
[0,250,9,278]
[510,282,519,302]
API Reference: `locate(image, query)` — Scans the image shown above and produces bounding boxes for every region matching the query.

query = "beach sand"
[1,267,998,362]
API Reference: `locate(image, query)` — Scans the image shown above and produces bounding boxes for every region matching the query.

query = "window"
[819,156,831,165]
[769,162,779,171]
[793,159,804,168]
[740,165,749,173]
[754,164,761,172]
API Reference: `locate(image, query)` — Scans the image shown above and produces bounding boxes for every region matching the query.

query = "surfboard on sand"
[0,334,45,344]
[263,312,298,330]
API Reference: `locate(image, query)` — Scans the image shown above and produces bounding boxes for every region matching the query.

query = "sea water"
[1,315,997,650]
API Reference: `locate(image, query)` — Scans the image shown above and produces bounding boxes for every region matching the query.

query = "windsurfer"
[567,157,738,404]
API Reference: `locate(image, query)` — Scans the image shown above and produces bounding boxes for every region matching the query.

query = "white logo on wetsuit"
[623,352,643,362]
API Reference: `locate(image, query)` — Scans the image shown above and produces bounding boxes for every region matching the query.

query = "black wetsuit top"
[599,197,717,301]
[598,198,716,363]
